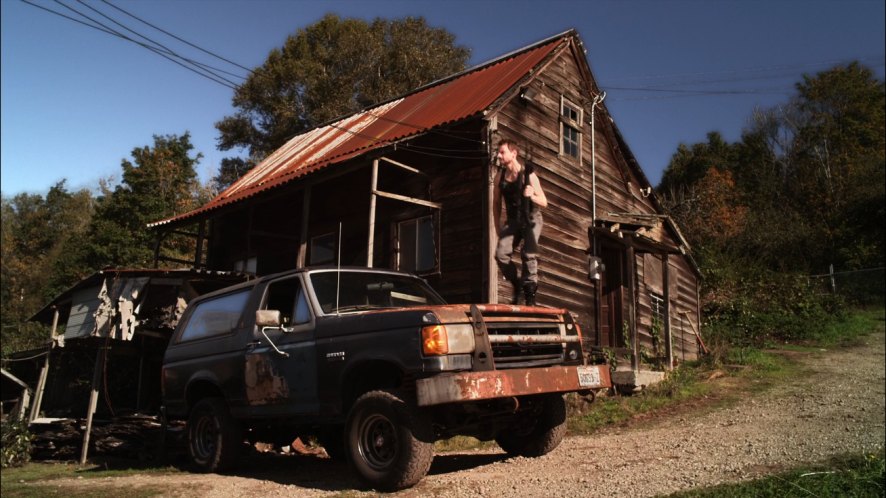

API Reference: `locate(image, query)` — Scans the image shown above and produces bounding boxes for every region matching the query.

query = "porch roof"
[149,31,572,228]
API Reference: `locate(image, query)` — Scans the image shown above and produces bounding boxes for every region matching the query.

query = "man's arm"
[492,170,503,234]
[524,172,548,208]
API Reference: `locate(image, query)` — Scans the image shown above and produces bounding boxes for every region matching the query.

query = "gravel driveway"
[45,329,885,497]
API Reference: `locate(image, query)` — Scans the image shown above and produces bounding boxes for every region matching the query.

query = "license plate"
[577,366,601,387]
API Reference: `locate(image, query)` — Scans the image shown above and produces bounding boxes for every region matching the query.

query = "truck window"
[309,271,445,314]
[178,289,250,342]
[263,277,311,325]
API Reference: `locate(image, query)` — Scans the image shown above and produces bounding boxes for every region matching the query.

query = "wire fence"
[809,266,885,305]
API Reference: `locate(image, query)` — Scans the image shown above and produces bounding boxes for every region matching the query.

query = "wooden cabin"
[150,30,703,383]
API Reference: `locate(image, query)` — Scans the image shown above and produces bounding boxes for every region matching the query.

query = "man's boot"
[523,282,538,306]
[500,264,521,304]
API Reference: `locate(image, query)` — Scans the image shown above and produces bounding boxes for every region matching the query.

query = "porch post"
[367,159,379,268]
[80,342,105,465]
[29,307,59,423]
[626,244,638,371]
[663,253,673,370]
[194,219,206,268]
[297,186,312,268]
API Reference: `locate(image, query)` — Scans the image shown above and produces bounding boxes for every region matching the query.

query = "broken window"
[397,215,436,274]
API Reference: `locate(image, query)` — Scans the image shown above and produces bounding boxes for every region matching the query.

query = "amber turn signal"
[421,325,449,356]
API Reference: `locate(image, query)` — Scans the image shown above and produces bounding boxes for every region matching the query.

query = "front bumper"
[415,364,611,407]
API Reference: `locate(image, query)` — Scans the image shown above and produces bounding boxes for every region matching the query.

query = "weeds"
[1,419,32,468]
[666,451,886,497]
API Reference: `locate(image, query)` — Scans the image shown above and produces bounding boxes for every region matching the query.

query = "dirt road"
[41,330,886,497]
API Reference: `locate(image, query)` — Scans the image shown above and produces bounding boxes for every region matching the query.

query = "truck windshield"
[308,271,446,314]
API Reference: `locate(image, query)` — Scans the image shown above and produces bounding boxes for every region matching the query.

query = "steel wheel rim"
[357,413,398,470]
[194,414,217,460]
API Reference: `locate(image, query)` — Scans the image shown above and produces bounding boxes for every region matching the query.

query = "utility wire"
[22,0,239,89]
[99,0,252,73]
[101,0,252,74]
[73,0,245,83]
[52,0,239,88]
[604,56,885,86]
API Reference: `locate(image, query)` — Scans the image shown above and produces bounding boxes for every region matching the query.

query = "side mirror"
[256,309,283,328]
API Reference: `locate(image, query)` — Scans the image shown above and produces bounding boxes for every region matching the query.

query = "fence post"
[829,264,836,293]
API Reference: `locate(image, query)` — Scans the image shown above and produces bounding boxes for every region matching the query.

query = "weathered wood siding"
[492,45,598,334]
[492,42,700,358]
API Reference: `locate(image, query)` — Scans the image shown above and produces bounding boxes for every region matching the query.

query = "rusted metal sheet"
[244,354,290,405]
[150,34,567,228]
[415,365,611,406]
[486,334,579,344]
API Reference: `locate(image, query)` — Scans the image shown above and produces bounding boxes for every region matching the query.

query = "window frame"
[259,274,315,333]
[396,214,439,275]
[309,231,338,266]
[559,96,583,161]
[176,289,251,343]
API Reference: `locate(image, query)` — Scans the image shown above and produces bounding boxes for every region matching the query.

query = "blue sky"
[2,0,884,196]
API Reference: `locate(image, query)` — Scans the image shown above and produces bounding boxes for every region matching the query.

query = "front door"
[244,275,318,416]
[600,246,625,348]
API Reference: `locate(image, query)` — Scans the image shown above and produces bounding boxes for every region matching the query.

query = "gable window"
[397,215,436,274]
[560,96,583,160]
[310,232,337,266]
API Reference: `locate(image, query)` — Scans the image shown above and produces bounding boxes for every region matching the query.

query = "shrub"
[702,268,846,348]
[1,418,32,468]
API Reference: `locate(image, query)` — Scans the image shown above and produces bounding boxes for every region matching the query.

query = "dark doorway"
[600,245,625,348]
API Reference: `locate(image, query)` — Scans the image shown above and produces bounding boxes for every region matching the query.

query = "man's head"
[497,139,519,167]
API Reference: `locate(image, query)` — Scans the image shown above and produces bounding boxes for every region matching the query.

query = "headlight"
[421,323,475,356]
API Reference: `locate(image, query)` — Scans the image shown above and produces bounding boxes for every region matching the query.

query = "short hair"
[497,139,519,153]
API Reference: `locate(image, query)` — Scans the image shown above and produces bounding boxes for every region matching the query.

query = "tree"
[215,14,470,161]
[1,182,94,354]
[211,157,254,193]
[657,132,735,197]
[80,133,203,270]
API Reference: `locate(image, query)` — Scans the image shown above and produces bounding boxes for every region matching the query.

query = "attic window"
[560,97,583,160]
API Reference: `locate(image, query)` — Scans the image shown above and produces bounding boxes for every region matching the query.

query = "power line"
[73,0,245,83]
[99,0,252,74]
[52,0,240,88]
[22,0,242,89]
[603,56,885,87]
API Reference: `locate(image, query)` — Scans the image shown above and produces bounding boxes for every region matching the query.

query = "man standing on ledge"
[493,139,548,306]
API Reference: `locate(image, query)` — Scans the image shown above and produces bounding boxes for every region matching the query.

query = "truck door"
[244,275,319,416]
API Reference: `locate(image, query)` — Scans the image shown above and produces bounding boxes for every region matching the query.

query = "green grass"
[805,306,885,347]
[0,461,184,498]
[665,451,885,497]
[570,306,882,436]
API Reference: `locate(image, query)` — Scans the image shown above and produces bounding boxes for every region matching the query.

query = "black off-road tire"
[495,394,567,457]
[187,397,242,473]
[345,390,434,491]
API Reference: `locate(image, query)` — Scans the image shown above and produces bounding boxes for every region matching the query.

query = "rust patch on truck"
[245,355,289,405]
[415,365,611,406]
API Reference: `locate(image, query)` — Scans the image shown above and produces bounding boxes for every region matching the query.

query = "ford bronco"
[162,267,610,490]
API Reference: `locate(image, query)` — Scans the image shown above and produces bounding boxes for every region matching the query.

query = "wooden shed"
[150,30,704,382]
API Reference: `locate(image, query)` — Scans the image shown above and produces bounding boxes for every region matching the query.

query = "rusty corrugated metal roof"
[150,32,571,228]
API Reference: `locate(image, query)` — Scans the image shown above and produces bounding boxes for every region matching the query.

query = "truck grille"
[486,323,564,369]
